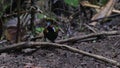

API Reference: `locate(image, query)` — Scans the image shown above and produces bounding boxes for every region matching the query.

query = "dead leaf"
[90,0,116,26]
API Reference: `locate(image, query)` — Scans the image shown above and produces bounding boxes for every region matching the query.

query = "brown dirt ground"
[0,2,120,68]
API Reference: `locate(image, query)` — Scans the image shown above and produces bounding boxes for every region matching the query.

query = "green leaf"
[35,27,44,33]
[37,14,46,19]
[64,0,79,7]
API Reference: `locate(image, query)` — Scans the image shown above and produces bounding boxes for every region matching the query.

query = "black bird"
[43,23,58,43]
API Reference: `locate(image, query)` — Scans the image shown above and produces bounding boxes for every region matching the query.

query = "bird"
[43,22,58,43]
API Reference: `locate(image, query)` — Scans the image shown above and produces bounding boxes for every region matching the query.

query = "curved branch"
[0,42,120,67]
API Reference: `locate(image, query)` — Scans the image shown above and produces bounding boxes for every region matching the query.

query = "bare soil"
[0,18,120,68]
[0,2,120,68]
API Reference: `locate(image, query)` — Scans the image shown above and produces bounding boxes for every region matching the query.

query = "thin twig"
[3,10,43,18]
[16,0,21,43]
[84,23,98,33]
[56,31,120,44]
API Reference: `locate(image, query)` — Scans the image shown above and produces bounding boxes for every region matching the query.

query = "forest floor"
[0,17,120,68]
[0,2,120,68]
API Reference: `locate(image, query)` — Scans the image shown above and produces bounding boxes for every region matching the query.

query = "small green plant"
[0,0,10,17]
[35,27,44,33]
[37,14,46,19]
[64,0,80,7]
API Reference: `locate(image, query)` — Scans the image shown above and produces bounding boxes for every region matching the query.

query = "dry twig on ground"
[56,31,120,44]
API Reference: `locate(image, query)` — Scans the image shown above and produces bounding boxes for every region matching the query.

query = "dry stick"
[84,23,98,33]
[16,0,21,43]
[90,13,120,22]
[90,0,116,26]
[81,1,120,14]
[30,31,120,43]
[0,31,120,67]
[0,42,120,67]
[56,31,120,44]
[3,10,42,18]
[85,13,120,33]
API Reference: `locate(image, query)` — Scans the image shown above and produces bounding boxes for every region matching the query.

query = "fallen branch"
[26,31,120,44]
[90,13,120,22]
[3,10,43,18]
[0,42,120,67]
[84,23,98,33]
[56,31,120,44]
[90,0,116,26]
[81,1,120,14]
